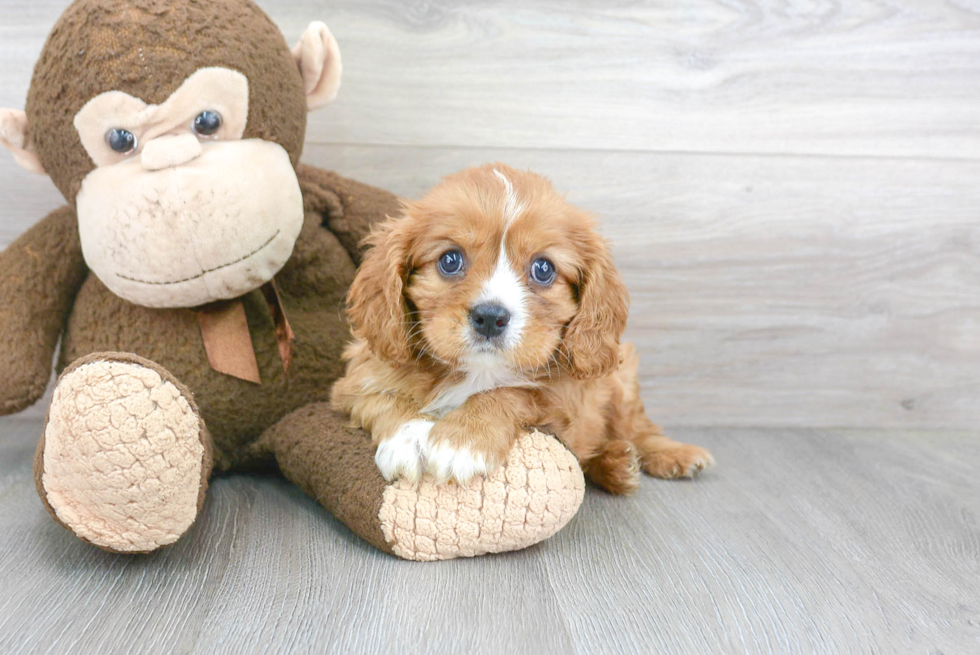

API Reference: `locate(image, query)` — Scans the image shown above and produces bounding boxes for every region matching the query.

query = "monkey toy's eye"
[529,257,556,286]
[437,249,465,277]
[105,128,137,154]
[192,110,222,137]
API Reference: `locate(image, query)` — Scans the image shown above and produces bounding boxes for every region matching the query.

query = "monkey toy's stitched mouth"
[75,137,306,309]
[116,230,281,286]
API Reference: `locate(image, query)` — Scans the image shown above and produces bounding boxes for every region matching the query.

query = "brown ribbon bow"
[195,280,294,384]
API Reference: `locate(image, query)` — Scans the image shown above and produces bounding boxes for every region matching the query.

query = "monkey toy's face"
[0,0,343,309]
[72,67,304,307]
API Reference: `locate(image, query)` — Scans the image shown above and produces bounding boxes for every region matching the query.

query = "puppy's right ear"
[0,108,45,174]
[563,233,629,380]
[346,218,412,363]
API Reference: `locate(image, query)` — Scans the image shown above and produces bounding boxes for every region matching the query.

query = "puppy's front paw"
[426,421,516,485]
[642,444,715,479]
[425,441,489,485]
[375,420,435,483]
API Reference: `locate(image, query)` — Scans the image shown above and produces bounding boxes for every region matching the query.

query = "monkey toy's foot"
[264,405,586,561]
[35,353,211,553]
[378,430,586,561]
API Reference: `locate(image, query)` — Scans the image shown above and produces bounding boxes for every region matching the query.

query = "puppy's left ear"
[564,238,629,379]
[346,218,412,364]
[292,21,342,111]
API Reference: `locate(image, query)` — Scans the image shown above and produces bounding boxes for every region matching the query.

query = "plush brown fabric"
[0,206,87,414]
[27,0,308,203]
[23,173,400,553]
[258,403,394,554]
[58,171,401,472]
[297,163,401,266]
[4,0,586,560]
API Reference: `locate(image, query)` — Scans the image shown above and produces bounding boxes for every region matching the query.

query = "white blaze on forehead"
[493,168,525,226]
[474,169,528,352]
[428,168,535,416]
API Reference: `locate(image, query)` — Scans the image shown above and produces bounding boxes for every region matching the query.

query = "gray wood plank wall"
[1,0,977,429]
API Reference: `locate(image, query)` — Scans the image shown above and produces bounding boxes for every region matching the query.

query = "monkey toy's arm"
[0,206,87,414]
[296,164,401,266]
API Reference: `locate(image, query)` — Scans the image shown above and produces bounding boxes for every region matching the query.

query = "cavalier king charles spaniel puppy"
[330,164,714,493]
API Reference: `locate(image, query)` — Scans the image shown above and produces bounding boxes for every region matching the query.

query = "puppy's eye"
[105,128,137,154]
[437,249,465,277]
[529,258,556,286]
[192,110,222,137]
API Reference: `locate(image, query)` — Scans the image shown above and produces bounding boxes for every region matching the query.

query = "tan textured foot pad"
[379,430,585,561]
[40,357,206,553]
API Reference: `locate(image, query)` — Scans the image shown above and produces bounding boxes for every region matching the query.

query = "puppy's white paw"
[375,420,434,483]
[426,441,489,485]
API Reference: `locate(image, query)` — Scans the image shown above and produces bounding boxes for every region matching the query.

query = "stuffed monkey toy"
[0,0,584,561]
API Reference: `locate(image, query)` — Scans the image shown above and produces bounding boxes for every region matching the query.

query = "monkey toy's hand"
[0,206,87,415]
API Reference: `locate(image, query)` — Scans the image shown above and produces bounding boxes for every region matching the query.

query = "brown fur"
[346,219,414,365]
[334,164,714,492]
[55,166,396,470]
[2,0,591,559]
[27,0,308,202]
[0,0,404,553]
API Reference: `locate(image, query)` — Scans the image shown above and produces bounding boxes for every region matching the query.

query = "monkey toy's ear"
[291,21,343,111]
[0,108,45,174]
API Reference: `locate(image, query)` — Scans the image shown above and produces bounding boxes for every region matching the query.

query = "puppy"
[330,163,714,493]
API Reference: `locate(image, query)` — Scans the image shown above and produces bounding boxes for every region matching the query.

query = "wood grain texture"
[2,3,978,652]
[4,0,980,158]
[1,1,978,430]
[2,417,979,654]
[292,145,980,430]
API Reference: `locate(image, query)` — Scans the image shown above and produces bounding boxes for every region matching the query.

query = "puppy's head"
[346,163,628,379]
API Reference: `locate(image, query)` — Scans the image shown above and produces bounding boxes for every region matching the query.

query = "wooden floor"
[1,417,978,654]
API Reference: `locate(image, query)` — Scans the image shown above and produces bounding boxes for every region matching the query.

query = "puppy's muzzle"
[470,303,510,339]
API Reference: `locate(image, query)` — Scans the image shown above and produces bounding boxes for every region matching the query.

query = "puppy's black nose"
[470,303,511,339]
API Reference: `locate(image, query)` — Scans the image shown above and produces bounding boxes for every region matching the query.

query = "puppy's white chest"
[423,360,532,418]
